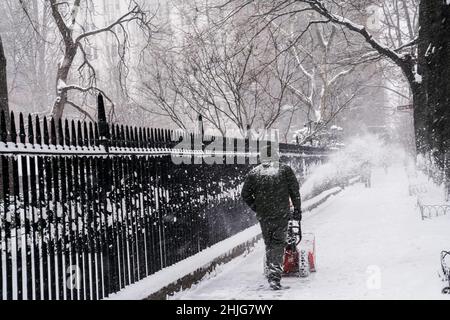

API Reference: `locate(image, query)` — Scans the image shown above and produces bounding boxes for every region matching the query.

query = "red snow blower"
[283,221,316,278]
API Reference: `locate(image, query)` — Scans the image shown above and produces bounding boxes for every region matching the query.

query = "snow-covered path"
[172,166,450,300]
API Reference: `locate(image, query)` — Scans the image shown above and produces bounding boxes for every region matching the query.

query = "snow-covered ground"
[171,166,450,300]
[107,225,262,300]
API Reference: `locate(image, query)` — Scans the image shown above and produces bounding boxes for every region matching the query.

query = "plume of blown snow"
[300,134,407,199]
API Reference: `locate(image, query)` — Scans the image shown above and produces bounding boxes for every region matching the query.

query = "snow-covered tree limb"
[42,0,158,120]
[306,1,417,86]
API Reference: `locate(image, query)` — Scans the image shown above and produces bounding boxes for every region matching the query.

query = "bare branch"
[65,100,95,122]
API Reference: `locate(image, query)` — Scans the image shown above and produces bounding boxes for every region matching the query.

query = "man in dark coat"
[241,145,302,290]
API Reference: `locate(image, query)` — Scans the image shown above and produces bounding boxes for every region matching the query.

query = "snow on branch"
[286,83,313,107]
[306,0,417,85]
[327,67,355,86]
[393,37,419,53]
[309,1,402,61]
[69,0,81,32]
[57,83,115,117]
[65,100,95,122]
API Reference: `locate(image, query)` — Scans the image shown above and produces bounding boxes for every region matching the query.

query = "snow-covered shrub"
[416,152,446,185]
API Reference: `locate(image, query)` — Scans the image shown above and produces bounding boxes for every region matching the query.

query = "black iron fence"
[0,95,329,300]
[417,198,450,220]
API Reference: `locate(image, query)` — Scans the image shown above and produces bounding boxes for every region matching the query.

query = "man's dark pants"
[260,219,288,283]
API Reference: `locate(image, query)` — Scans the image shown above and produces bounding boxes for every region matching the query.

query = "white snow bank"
[106,224,262,300]
[303,187,342,212]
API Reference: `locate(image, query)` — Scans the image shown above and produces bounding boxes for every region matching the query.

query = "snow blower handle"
[288,207,302,245]
[287,221,302,245]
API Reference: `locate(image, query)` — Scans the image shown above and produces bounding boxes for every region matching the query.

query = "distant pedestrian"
[382,156,389,174]
[361,161,372,188]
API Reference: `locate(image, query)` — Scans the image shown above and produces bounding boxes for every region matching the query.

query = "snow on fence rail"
[0,95,329,300]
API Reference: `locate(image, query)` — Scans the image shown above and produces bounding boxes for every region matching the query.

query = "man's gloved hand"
[293,208,302,222]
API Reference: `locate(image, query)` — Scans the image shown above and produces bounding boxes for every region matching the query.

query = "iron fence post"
[96,94,112,296]
[97,94,110,152]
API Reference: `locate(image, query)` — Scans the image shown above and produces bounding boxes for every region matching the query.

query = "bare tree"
[358,0,419,101]
[138,1,373,140]
[218,0,450,161]
[49,0,158,121]
[269,17,363,141]
[0,0,59,114]
[238,3,382,144]
[138,3,297,137]
[15,0,158,121]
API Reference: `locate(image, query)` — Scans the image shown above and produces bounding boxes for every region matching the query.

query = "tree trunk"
[417,0,450,184]
[0,35,9,117]
[411,82,427,155]
[52,45,77,120]
[0,35,10,198]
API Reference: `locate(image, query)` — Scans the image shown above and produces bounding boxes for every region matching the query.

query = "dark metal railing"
[0,95,328,300]
[417,198,450,220]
